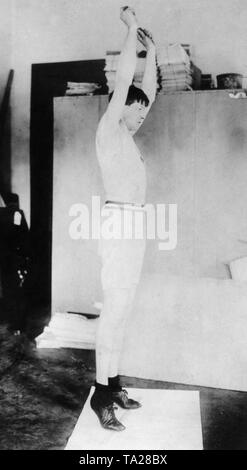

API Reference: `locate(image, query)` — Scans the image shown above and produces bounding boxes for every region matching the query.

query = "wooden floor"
[1,308,247,450]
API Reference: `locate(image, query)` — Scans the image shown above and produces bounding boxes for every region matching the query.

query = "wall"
[0,0,12,298]
[0,0,13,199]
[0,0,12,105]
[9,0,247,223]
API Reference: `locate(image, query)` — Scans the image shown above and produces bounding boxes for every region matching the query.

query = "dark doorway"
[30,60,107,314]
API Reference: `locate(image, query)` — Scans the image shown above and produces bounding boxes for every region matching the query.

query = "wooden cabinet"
[53,92,247,314]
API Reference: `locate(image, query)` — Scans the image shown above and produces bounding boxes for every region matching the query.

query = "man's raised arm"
[137,28,157,105]
[105,7,138,124]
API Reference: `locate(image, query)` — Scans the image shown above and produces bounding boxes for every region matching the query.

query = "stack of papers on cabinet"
[104,51,121,93]
[157,44,192,92]
[65,82,101,96]
[35,312,98,349]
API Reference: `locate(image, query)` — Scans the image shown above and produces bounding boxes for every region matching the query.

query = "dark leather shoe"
[112,389,141,409]
[90,392,125,431]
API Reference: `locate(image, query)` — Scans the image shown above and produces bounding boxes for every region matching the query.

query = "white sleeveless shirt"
[96,113,146,205]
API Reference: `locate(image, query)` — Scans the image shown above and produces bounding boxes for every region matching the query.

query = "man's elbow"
[116,73,133,89]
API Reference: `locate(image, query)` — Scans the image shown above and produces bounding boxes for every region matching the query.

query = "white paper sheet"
[65,387,203,450]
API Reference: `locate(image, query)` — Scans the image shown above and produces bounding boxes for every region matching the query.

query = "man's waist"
[104,200,146,210]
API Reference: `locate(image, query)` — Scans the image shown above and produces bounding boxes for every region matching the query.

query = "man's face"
[122,101,147,134]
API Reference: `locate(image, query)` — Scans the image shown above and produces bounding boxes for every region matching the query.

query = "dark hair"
[109,84,149,107]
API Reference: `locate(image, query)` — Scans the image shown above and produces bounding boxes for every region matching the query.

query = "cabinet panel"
[137,93,196,277]
[53,96,104,313]
[194,92,247,277]
[53,92,247,313]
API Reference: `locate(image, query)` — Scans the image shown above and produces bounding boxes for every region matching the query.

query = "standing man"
[92,6,157,431]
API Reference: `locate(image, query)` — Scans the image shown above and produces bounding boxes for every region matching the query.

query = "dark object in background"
[0,203,30,332]
[191,62,202,90]
[201,74,213,90]
[1,192,19,208]
[217,73,243,89]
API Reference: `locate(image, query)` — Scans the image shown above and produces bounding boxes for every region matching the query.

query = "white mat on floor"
[65,388,203,450]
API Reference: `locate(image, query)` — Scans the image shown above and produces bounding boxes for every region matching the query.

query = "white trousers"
[96,204,146,384]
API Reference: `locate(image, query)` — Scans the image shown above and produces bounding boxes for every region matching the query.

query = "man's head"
[109,85,149,133]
